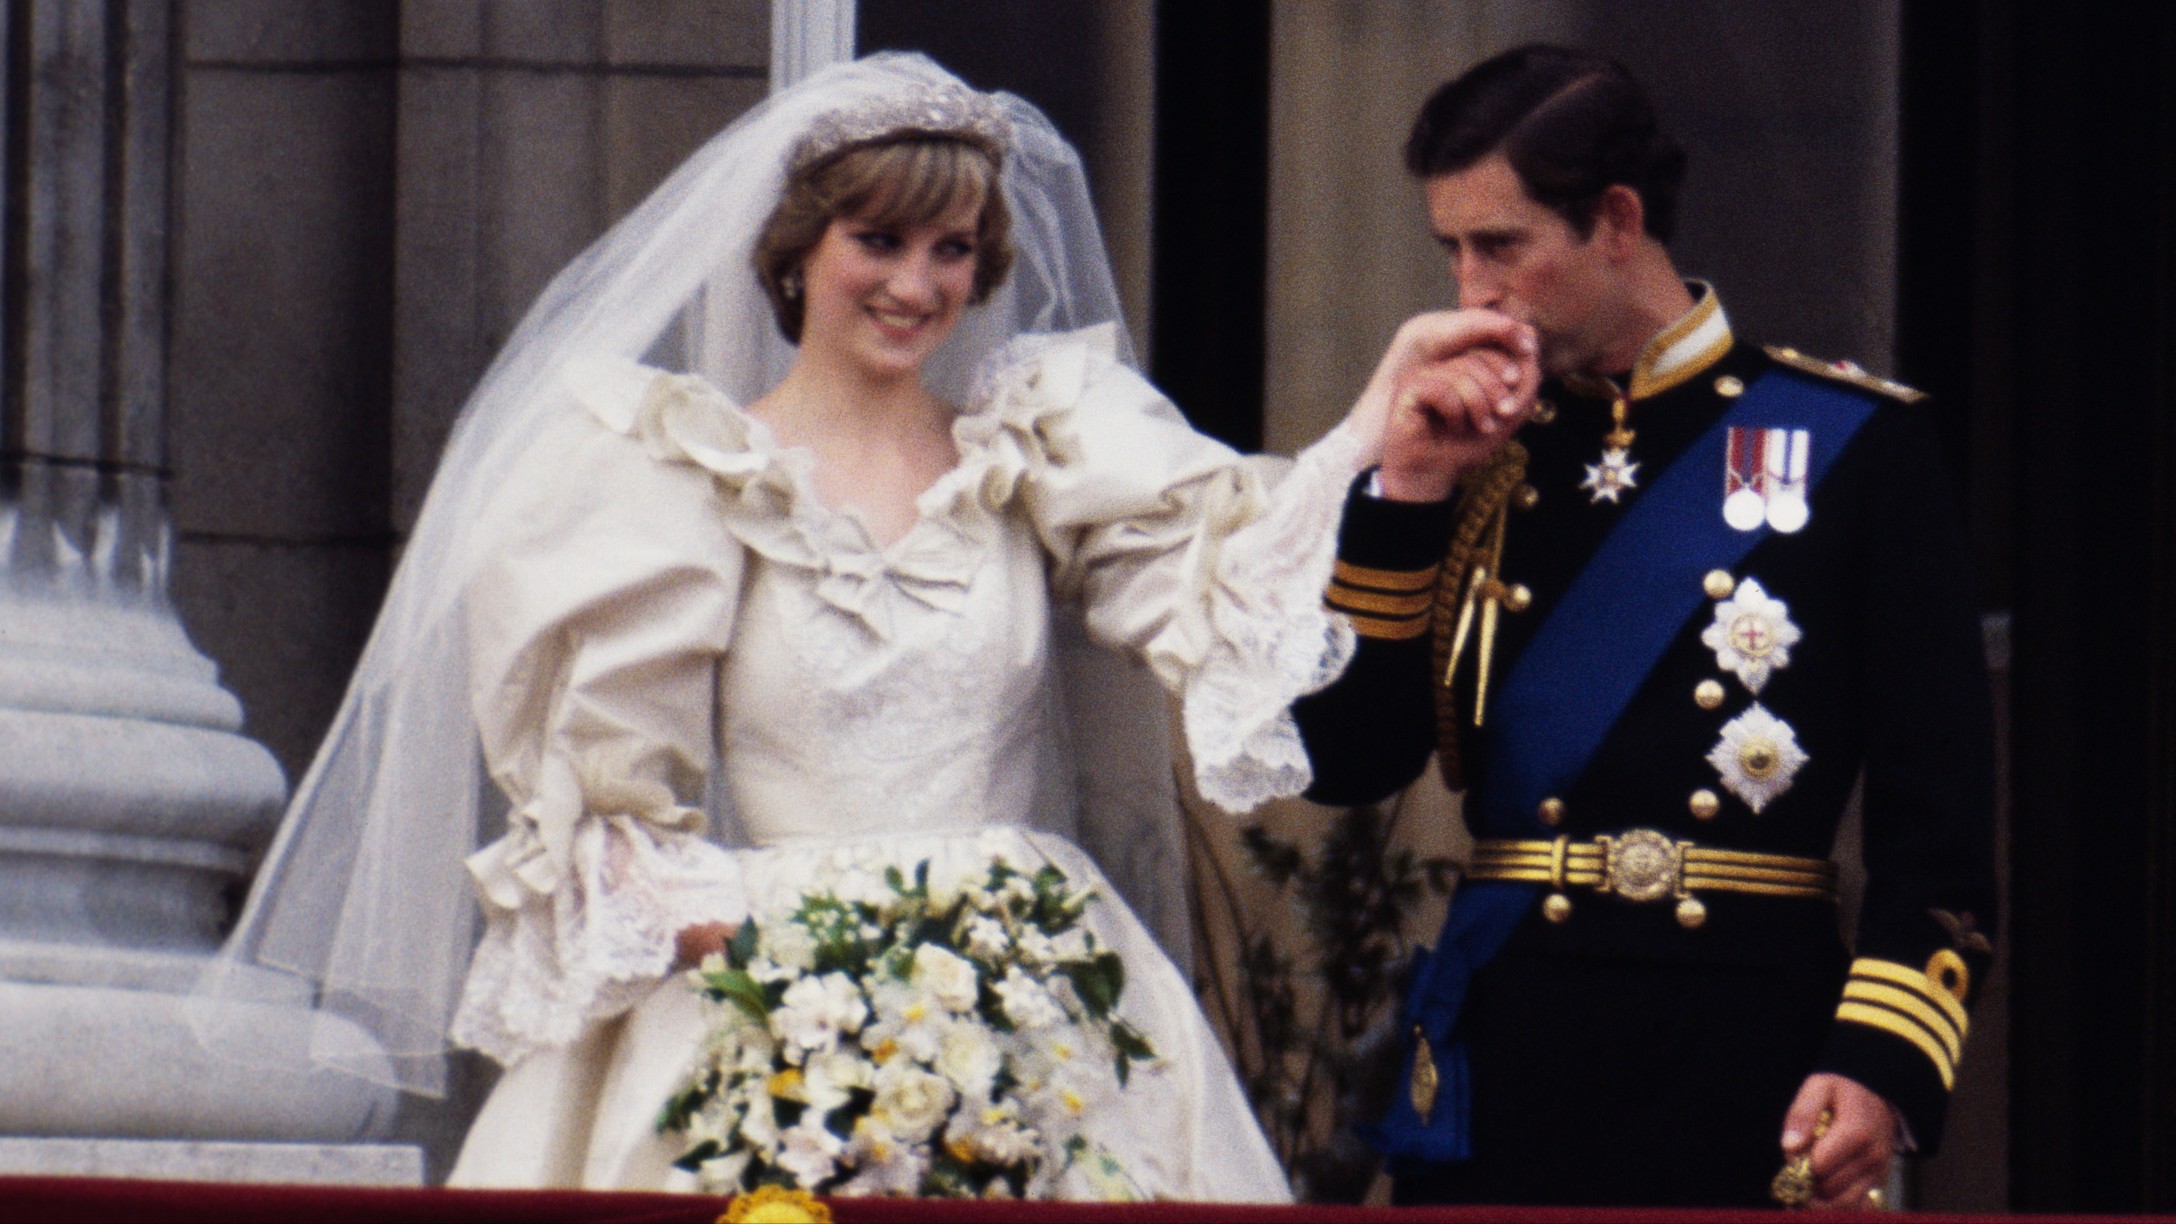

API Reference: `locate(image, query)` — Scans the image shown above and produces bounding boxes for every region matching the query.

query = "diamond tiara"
[786,81,1012,175]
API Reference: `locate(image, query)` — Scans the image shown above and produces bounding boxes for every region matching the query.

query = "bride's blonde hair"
[754,137,1016,342]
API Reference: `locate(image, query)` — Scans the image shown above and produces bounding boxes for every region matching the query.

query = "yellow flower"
[871,1037,899,1064]
[768,1067,805,1100]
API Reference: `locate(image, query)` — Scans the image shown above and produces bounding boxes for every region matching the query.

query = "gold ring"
[1866,1186,1887,1210]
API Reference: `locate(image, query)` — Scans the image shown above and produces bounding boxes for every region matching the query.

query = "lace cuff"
[1183,423,1365,813]
[451,811,747,1067]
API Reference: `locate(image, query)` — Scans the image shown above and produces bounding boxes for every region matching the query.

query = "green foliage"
[1215,802,1455,1202]
[700,965,773,1025]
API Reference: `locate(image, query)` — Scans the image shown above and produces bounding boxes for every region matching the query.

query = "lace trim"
[966,328,1364,813]
[1185,424,1363,813]
[451,815,747,1067]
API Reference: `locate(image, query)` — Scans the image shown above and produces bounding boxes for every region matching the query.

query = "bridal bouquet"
[659,853,1158,1199]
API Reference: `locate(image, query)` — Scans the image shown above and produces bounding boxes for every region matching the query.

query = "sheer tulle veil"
[195,53,1139,1097]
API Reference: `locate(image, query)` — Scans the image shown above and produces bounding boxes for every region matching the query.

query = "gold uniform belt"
[1467,830,1838,929]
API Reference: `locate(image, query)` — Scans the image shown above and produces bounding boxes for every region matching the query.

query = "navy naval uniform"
[1294,290,1997,1208]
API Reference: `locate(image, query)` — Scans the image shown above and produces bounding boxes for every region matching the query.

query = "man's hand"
[674,920,738,969]
[1352,309,1540,502]
[1381,347,1539,500]
[1781,1072,1899,1210]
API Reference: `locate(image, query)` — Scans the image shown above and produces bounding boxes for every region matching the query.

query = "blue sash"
[1366,369,1876,1164]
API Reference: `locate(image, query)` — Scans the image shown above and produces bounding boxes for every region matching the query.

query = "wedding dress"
[197,54,1378,1202]
[441,326,1365,1197]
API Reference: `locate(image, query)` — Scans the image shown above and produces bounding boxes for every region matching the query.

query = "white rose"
[966,1111,1041,1167]
[843,1114,929,1195]
[774,971,869,1061]
[761,920,819,972]
[912,944,983,1013]
[872,1060,957,1143]
[963,914,1011,959]
[993,967,1065,1030]
[1013,927,1057,966]
[934,1021,1002,1101]
[775,1117,845,1188]
[803,1048,874,1116]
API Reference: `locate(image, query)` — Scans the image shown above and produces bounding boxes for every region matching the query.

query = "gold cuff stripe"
[1844,981,1963,1062]
[1333,560,1439,593]
[1836,1001,1957,1089]
[1851,959,1970,1033]
[1326,586,1436,616]
[1340,609,1431,640]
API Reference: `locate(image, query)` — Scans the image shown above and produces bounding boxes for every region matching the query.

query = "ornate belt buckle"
[1598,828,1684,903]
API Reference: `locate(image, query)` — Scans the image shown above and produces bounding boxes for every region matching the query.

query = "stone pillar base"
[0,1137,422,1186]
[0,973,399,1144]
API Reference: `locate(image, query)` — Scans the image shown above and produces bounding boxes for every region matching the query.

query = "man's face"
[1424,154,1620,377]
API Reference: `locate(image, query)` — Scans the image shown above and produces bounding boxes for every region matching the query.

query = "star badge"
[1705,703,1809,814]
[1699,577,1801,694]
[1580,447,1640,504]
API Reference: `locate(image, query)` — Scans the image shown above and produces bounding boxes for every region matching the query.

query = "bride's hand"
[1350,309,1539,497]
[1379,345,1540,501]
[674,920,740,969]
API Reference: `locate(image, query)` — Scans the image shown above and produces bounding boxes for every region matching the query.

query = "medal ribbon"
[1366,369,1877,1166]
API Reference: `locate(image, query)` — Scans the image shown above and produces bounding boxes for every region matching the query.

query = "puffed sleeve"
[960,326,1373,812]
[449,358,754,1068]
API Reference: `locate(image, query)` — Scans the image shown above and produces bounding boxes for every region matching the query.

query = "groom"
[1294,45,1996,1209]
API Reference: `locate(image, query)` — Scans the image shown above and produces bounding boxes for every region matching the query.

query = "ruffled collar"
[560,323,1124,640]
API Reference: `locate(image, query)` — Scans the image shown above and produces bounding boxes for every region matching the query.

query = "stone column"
[0,0,404,1180]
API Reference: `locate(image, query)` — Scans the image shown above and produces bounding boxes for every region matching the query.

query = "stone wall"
[170,0,767,789]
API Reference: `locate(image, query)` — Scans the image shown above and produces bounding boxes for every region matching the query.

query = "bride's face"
[796,195,983,380]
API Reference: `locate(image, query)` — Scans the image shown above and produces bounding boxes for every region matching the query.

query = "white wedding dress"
[441,325,1365,1199]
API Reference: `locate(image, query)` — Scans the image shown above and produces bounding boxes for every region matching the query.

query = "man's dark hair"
[1405,45,1686,243]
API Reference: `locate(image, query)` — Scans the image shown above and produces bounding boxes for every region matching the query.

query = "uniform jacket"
[1293,290,1998,1151]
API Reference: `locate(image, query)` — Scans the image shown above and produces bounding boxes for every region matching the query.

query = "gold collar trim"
[1627,284,1732,400]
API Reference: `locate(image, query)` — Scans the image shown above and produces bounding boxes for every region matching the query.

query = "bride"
[204,53,1491,1201]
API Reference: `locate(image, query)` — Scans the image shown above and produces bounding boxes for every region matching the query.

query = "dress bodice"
[718,489,1072,846]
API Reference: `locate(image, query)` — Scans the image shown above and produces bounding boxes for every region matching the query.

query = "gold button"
[1502,583,1532,613]
[1675,896,1708,929]
[1703,569,1736,600]
[1513,484,1540,511]
[1537,797,1565,827]
[1689,789,1720,820]
[1715,374,1745,398]
[1694,679,1726,710]
[1533,399,1558,425]
[1542,893,1573,923]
